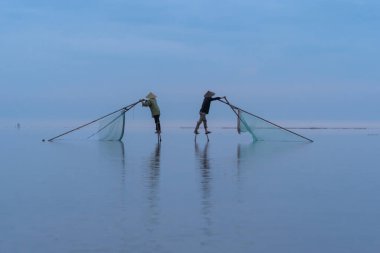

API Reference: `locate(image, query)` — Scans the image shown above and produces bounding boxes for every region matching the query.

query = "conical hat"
[204,91,215,97]
[146,92,157,99]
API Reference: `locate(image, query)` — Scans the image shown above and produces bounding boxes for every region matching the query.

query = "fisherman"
[142,92,161,134]
[194,91,224,134]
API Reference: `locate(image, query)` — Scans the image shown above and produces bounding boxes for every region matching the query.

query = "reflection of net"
[237,109,309,142]
[89,111,126,141]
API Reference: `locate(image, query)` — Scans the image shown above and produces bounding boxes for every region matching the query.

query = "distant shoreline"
[180,126,376,130]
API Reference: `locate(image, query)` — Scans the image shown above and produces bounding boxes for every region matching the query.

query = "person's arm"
[142,100,152,107]
[211,97,222,101]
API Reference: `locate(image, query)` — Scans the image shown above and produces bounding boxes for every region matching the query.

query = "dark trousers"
[153,115,161,132]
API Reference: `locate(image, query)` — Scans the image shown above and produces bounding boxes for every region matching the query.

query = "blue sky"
[1,0,379,124]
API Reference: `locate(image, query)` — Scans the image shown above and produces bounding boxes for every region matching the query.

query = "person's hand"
[139,99,145,102]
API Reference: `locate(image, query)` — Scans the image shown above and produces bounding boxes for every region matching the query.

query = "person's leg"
[202,113,211,134]
[194,112,203,134]
[154,115,161,133]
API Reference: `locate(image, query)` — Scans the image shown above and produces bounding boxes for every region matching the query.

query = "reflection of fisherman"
[142,92,161,134]
[195,142,213,237]
[194,91,224,135]
[150,143,161,170]
[195,142,210,171]
[145,143,161,227]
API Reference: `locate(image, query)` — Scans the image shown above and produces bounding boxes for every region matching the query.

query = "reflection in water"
[195,142,213,239]
[97,141,127,212]
[98,141,126,183]
[237,141,310,168]
[145,143,161,227]
[236,141,311,197]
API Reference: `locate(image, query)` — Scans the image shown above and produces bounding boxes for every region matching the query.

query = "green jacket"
[142,98,160,117]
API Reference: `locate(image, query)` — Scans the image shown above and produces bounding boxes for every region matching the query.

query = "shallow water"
[1,127,380,253]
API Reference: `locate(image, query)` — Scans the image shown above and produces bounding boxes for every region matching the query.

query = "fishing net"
[88,111,126,141]
[46,101,141,142]
[237,109,311,142]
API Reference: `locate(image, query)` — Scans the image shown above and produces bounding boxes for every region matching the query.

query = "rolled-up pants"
[153,115,161,132]
[196,112,207,129]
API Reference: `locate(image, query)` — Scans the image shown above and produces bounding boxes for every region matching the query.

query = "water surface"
[1,127,379,253]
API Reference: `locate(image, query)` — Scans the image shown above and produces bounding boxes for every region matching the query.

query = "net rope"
[46,101,140,142]
[237,108,312,142]
[218,98,312,142]
[88,111,126,141]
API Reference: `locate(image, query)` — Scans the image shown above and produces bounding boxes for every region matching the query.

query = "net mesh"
[88,111,126,141]
[47,101,142,142]
[237,109,310,142]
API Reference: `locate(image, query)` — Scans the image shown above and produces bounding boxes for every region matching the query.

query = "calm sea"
[1,126,380,253]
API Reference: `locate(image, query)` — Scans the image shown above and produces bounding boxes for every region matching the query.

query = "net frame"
[221,98,313,143]
[46,100,141,142]
[88,110,126,141]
